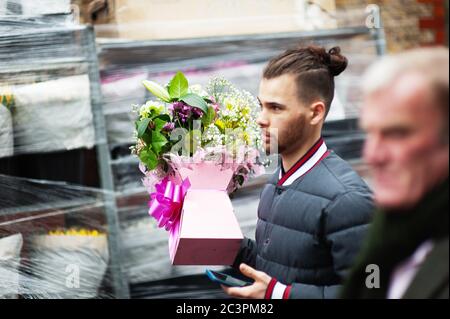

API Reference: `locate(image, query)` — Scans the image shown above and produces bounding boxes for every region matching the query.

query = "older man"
[341,47,449,299]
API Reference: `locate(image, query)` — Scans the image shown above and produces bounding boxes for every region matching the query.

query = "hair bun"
[327,46,348,76]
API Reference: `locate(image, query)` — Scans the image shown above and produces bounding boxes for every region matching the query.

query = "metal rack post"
[84,26,130,299]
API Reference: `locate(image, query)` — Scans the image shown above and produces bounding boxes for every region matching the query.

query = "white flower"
[139,100,165,118]
[188,84,208,98]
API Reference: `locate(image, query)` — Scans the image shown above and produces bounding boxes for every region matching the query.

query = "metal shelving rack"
[84,26,130,299]
[0,21,130,299]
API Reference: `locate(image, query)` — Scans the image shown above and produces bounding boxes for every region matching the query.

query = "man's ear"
[309,101,326,125]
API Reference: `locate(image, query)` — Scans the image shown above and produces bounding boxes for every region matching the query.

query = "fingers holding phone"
[207,264,272,299]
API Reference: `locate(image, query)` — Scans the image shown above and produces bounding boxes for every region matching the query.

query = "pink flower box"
[168,162,243,265]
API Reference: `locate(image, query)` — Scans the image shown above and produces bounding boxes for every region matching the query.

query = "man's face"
[257,74,311,155]
[360,73,449,210]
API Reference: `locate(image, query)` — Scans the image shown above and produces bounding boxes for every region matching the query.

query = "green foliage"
[168,71,189,99]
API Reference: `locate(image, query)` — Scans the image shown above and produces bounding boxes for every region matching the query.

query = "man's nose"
[256,111,269,128]
[363,135,387,167]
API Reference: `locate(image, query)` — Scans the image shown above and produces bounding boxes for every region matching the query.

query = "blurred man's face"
[256,74,312,155]
[361,73,449,210]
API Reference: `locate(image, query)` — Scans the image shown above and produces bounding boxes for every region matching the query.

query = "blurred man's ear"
[309,101,326,125]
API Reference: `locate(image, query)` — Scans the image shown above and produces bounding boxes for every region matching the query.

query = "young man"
[222,46,374,299]
[341,47,449,299]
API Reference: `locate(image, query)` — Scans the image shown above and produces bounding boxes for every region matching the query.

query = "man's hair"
[363,46,449,144]
[263,45,348,116]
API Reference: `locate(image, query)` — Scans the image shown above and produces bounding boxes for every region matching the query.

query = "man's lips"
[262,130,277,143]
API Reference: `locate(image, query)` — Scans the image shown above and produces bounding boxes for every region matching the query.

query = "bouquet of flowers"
[132,72,264,265]
[131,71,264,193]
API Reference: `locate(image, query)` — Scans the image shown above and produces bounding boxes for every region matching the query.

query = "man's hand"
[221,263,272,299]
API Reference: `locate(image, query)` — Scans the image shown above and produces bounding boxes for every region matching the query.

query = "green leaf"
[180,93,208,113]
[137,118,151,138]
[168,72,188,99]
[151,131,168,154]
[153,114,171,122]
[142,80,171,102]
[201,105,216,127]
[141,131,152,145]
[139,148,158,170]
[154,118,167,132]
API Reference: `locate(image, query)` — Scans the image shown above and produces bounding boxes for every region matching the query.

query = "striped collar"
[277,137,329,186]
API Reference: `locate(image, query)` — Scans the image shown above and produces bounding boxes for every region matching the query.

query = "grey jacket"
[233,151,374,298]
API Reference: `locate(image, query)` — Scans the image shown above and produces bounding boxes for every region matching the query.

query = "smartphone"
[206,269,252,287]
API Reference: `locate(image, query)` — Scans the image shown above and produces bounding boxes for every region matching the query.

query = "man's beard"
[269,115,307,155]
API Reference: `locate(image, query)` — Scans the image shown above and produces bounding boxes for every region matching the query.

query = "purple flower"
[162,122,175,132]
[170,101,205,122]
[192,107,204,119]
[171,101,192,122]
[172,102,192,118]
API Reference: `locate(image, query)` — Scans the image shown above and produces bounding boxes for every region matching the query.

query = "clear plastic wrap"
[0,174,114,299]
[0,21,99,156]
[0,103,13,158]
[0,0,72,16]
[10,74,95,153]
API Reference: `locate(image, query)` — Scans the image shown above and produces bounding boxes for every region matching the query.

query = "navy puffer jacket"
[233,151,374,299]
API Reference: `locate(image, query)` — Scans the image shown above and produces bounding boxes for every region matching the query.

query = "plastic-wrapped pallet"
[0,174,113,299]
[11,74,95,154]
[0,233,22,299]
[0,0,71,15]
[0,18,97,155]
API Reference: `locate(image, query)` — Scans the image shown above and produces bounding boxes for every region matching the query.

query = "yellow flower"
[224,98,235,111]
[215,119,225,132]
[241,106,251,119]
[243,132,250,144]
[47,228,104,236]
[0,88,15,109]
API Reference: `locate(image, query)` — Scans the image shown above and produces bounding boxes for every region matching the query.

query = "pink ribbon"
[148,177,191,231]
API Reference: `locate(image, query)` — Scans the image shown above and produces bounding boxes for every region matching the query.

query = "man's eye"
[384,129,411,139]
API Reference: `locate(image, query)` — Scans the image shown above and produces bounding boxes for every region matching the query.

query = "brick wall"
[336,0,447,52]
[417,0,447,46]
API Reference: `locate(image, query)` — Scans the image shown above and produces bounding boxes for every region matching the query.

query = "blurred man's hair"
[263,45,348,117]
[363,47,449,144]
